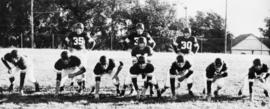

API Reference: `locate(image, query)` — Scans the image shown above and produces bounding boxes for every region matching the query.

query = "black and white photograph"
[0,0,270,108]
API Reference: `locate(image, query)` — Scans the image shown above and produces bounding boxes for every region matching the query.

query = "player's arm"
[192,37,200,54]
[68,57,86,78]
[86,32,96,50]
[1,56,12,71]
[146,33,156,48]
[172,37,179,53]
[112,61,124,79]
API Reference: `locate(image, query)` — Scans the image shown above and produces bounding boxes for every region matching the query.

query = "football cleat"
[189,90,194,97]
[35,82,40,92]
[238,90,242,96]
[214,90,219,97]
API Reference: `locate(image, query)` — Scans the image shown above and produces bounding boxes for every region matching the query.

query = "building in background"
[232,34,270,55]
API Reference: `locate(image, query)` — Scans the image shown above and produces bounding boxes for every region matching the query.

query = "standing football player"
[205,58,228,101]
[172,27,199,55]
[1,50,40,95]
[124,23,156,49]
[93,55,124,99]
[65,22,95,87]
[241,58,269,101]
[161,54,194,100]
[54,51,86,94]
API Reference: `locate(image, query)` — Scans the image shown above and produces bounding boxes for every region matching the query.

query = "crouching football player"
[54,51,86,95]
[161,54,194,100]
[246,58,269,101]
[1,50,40,95]
[205,58,228,100]
[93,55,124,99]
[129,56,160,99]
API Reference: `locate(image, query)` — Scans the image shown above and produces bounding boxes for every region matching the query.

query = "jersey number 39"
[73,37,85,45]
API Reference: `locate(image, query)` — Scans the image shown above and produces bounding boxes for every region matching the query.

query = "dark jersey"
[128,32,152,46]
[170,61,191,75]
[93,59,116,75]
[54,56,81,70]
[2,53,27,70]
[130,63,154,75]
[131,46,152,57]
[248,64,268,79]
[206,63,227,78]
[67,32,90,50]
[175,36,198,54]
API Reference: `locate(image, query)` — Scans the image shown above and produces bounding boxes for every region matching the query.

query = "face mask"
[177,62,185,67]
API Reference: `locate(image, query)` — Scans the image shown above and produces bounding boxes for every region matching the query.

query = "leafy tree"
[259,17,270,38]
[189,11,231,52]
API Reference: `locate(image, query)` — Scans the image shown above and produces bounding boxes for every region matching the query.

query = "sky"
[142,0,270,37]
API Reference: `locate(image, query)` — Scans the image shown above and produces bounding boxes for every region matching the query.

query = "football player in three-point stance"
[1,50,40,95]
[120,37,160,98]
[238,58,269,101]
[205,58,228,100]
[93,55,124,99]
[54,51,86,94]
[160,54,194,100]
[160,27,199,99]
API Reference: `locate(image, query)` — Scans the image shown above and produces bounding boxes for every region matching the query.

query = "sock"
[170,78,176,96]
[20,73,26,91]
[207,80,212,95]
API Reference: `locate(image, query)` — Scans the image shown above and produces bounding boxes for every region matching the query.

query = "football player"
[93,55,124,99]
[160,54,194,100]
[172,27,199,55]
[120,37,160,98]
[205,58,228,101]
[124,23,156,49]
[243,59,269,101]
[54,51,86,95]
[129,56,160,99]
[66,22,96,51]
[65,22,95,87]
[1,50,40,95]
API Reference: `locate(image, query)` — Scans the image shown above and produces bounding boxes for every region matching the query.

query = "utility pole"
[224,0,228,53]
[184,6,188,26]
[30,0,34,48]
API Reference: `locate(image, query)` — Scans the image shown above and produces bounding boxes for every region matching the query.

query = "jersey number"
[134,37,139,45]
[73,37,85,45]
[181,41,192,49]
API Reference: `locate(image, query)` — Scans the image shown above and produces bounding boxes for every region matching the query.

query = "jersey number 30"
[181,41,192,49]
[73,37,85,45]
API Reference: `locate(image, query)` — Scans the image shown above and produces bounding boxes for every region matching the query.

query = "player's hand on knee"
[178,76,186,82]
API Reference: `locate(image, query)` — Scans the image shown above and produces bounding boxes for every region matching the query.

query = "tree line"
[0,0,237,52]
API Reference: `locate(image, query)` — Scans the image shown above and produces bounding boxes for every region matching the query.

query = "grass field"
[0,48,270,109]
